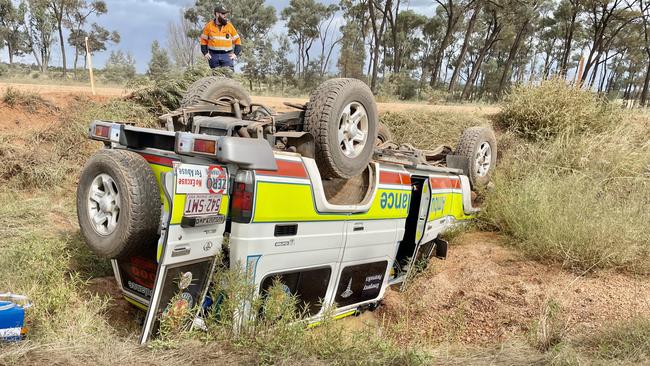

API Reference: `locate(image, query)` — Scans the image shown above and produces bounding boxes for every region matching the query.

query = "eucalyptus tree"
[0,0,30,64]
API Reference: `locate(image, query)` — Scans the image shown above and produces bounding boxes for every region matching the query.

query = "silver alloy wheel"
[337,102,369,158]
[87,173,121,236]
[475,142,492,177]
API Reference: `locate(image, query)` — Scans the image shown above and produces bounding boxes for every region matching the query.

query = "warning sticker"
[174,163,228,194]
[207,165,228,194]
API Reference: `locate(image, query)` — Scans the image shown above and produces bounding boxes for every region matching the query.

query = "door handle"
[172,246,190,257]
[353,222,364,231]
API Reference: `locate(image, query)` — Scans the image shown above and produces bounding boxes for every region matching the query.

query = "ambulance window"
[260,267,331,316]
[334,261,388,307]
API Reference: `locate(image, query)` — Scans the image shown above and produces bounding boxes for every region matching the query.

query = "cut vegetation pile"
[483,79,650,273]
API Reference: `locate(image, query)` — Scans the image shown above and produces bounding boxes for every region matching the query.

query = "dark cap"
[214,4,229,13]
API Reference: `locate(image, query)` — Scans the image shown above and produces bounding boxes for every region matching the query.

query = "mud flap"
[435,238,448,259]
[446,154,470,177]
[139,168,223,344]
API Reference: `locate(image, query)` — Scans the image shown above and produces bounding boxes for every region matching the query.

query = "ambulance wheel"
[181,76,251,110]
[77,149,161,259]
[304,78,378,179]
[376,122,392,146]
[455,127,497,188]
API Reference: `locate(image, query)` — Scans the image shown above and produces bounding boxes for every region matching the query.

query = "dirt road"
[0,81,499,115]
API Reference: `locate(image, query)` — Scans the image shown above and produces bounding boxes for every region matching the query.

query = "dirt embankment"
[375,232,650,345]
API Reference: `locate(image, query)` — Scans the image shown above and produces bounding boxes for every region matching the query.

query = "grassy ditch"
[0,84,648,365]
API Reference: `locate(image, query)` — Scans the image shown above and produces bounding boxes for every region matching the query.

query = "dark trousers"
[209,52,234,70]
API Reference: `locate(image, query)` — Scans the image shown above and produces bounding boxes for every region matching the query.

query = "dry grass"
[579,317,650,362]
[497,78,621,141]
[1,85,648,365]
[380,109,492,149]
[482,82,650,273]
[0,98,155,189]
[1,86,58,113]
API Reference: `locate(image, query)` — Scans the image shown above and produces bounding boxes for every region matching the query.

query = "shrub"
[497,78,621,141]
[422,88,450,104]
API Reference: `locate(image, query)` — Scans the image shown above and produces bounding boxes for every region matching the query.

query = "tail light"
[176,132,219,157]
[231,170,254,223]
[89,121,121,143]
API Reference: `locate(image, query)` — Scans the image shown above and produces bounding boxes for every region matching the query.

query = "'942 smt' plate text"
[184,194,222,217]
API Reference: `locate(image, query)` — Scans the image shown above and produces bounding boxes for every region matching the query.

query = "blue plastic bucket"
[0,294,31,342]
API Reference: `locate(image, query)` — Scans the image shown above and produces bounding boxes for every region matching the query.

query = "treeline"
[174,0,650,103]
[0,0,119,75]
[3,0,650,104]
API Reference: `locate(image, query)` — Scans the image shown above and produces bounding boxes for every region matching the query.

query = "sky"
[1,0,438,73]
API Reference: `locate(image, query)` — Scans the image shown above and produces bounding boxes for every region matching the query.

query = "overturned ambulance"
[76,77,496,343]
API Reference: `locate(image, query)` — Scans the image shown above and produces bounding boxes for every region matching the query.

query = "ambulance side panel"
[331,167,411,311]
[229,155,346,316]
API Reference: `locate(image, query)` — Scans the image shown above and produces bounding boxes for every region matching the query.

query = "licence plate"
[184,194,222,217]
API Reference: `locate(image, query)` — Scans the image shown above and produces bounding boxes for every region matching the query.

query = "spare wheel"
[76,149,161,259]
[304,78,378,179]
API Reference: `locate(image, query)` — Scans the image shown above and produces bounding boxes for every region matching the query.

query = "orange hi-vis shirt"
[200,20,241,53]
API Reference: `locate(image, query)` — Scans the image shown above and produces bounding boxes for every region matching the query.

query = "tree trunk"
[73,46,79,75]
[305,40,313,76]
[430,1,455,88]
[462,48,489,99]
[496,19,529,98]
[449,3,481,92]
[367,33,374,78]
[391,0,401,72]
[598,58,608,92]
[7,42,13,64]
[57,26,67,75]
[640,52,650,106]
[462,15,500,100]
[559,10,577,76]
[368,0,390,92]
[53,3,67,76]
[542,48,552,80]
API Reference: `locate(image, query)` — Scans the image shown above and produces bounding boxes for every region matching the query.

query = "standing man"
[199,5,242,70]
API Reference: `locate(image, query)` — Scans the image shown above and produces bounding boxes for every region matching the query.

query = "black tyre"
[76,149,161,259]
[304,78,378,179]
[455,127,497,188]
[376,122,392,145]
[181,76,251,109]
